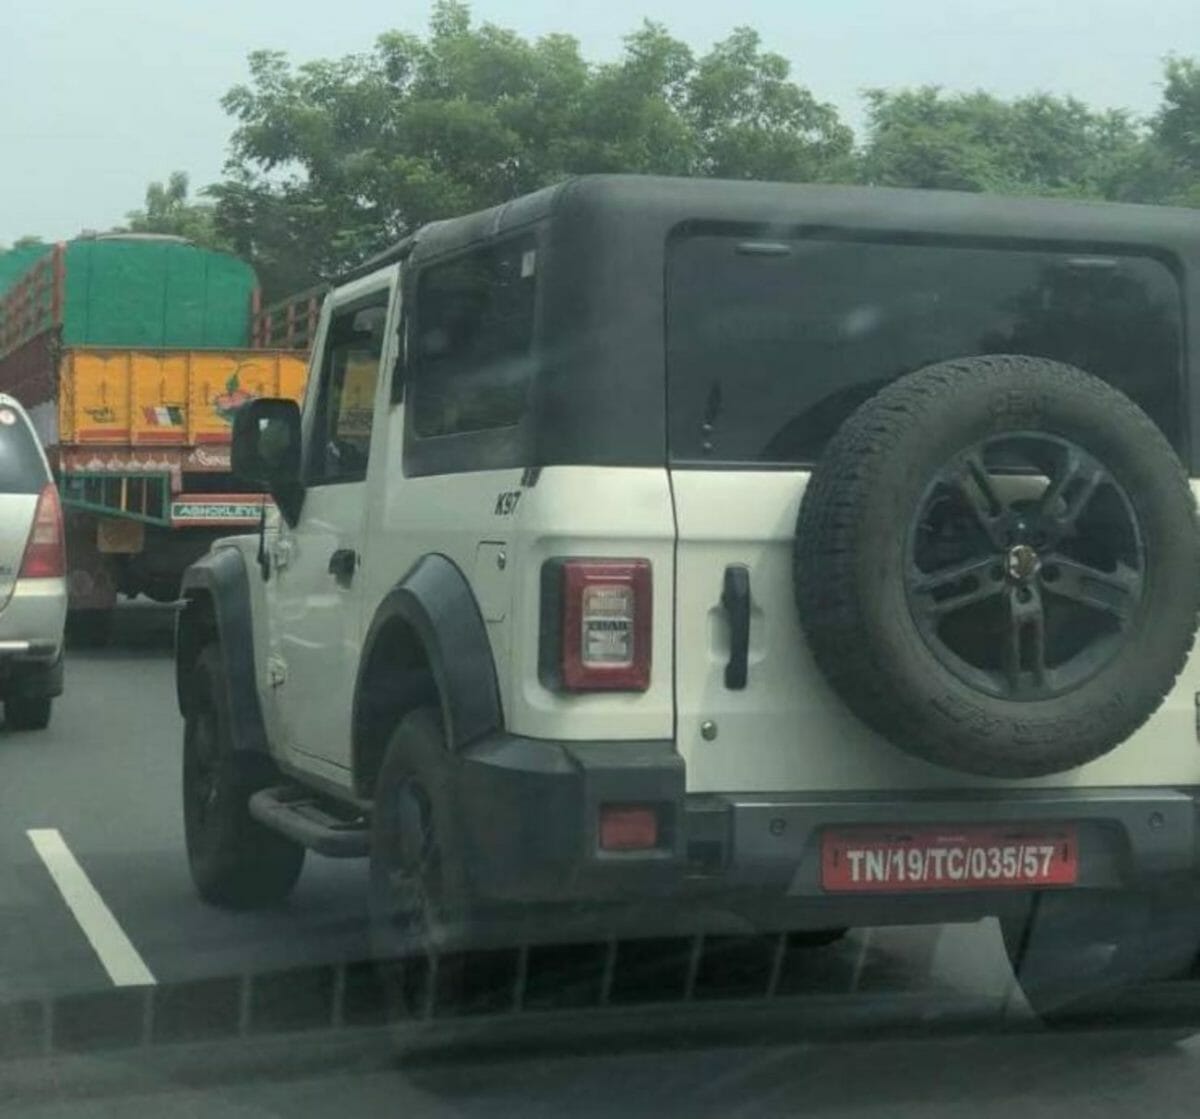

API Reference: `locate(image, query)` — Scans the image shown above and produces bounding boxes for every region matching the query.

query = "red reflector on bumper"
[599,805,659,851]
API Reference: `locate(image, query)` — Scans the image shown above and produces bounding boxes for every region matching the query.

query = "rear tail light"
[20,483,65,579]
[599,805,660,851]
[545,558,652,691]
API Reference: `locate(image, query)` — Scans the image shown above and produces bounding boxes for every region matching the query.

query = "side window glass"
[0,406,49,494]
[307,294,389,484]
[411,235,537,438]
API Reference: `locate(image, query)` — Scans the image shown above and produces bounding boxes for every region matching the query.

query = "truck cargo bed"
[55,346,306,446]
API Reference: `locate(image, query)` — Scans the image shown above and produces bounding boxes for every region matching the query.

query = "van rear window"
[666,233,1184,465]
[0,407,48,494]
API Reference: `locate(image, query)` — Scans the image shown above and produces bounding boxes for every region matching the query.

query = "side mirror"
[231,398,304,525]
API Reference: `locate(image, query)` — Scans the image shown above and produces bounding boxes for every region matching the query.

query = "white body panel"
[671,469,1200,794]
[0,493,38,607]
[266,484,368,776]
[0,575,66,648]
[359,461,524,710]
[263,270,398,778]
[0,394,64,651]
[245,249,1200,806]
[503,467,676,743]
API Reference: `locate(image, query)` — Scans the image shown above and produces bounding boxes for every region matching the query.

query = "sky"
[2,0,1198,244]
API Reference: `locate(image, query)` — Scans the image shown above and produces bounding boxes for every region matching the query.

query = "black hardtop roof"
[345,174,1200,282]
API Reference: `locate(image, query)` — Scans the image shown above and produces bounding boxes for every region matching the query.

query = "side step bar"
[249,786,369,858]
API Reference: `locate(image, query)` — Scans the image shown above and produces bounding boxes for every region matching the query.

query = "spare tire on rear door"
[794,354,1200,779]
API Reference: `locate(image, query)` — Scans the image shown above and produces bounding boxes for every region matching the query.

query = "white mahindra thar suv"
[175,175,1200,1026]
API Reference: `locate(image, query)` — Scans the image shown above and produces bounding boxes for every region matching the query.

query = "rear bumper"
[0,650,64,699]
[0,578,67,699]
[456,733,1200,935]
[0,578,66,649]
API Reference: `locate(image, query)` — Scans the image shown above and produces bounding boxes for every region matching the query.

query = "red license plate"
[821,825,1078,893]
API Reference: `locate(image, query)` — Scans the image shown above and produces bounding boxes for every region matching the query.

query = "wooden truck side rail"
[251,284,328,351]
[0,244,65,359]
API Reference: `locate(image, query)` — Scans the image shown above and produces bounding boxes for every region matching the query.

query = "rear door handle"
[721,565,751,690]
[328,548,359,580]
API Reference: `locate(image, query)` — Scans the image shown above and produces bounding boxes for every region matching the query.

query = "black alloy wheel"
[905,433,1144,701]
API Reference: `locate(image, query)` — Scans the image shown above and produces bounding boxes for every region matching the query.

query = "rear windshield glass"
[0,406,48,494]
[666,232,1184,465]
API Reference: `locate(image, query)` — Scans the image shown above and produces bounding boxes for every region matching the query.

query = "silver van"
[0,392,65,729]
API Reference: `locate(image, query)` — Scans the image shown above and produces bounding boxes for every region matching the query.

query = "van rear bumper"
[456,733,1200,934]
[0,646,63,699]
[0,577,66,661]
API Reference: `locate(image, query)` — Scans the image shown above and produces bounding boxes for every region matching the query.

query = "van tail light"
[546,559,652,692]
[20,483,65,579]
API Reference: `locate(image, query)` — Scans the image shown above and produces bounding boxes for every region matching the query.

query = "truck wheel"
[65,609,113,650]
[369,708,474,1036]
[183,644,304,909]
[796,355,1200,779]
[1001,890,1200,1025]
[5,696,52,731]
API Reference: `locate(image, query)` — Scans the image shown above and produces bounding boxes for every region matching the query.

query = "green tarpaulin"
[0,237,255,349]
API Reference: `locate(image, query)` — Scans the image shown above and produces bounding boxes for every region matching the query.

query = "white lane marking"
[26,828,155,987]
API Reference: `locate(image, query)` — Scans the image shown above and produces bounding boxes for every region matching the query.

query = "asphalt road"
[5,603,1200,1116]
[0,603,371,1004]
[0,602,1012,1008]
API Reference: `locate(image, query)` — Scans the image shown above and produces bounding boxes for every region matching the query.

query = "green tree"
[1108,58,1200,207]
[212,1,850,298]
[858,87,1143,198]
[685,27,852,181]
[1155,57,1200,173]
[123,171,229,249]
[0,235,46,255]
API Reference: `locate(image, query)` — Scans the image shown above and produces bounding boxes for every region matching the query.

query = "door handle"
[328,548,359,580]
[721,565,751,690]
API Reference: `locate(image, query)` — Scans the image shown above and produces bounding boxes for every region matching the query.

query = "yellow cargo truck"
[0,237,310,639]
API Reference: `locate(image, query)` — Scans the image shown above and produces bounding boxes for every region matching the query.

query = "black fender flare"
[353,553,502,777]
[176,546,270,756]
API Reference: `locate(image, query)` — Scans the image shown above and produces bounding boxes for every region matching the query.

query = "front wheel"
[1001,890,1200,1025]
[183,644,305,909]
[5,696,51,731]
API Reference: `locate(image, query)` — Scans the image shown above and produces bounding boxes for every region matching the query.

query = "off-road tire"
[5,696,51,731]
[369,707,476,1048]
[65,609,113,650]
[795,355,1200,778]
[1001,890,1200,1026]
[183,644,304,909]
